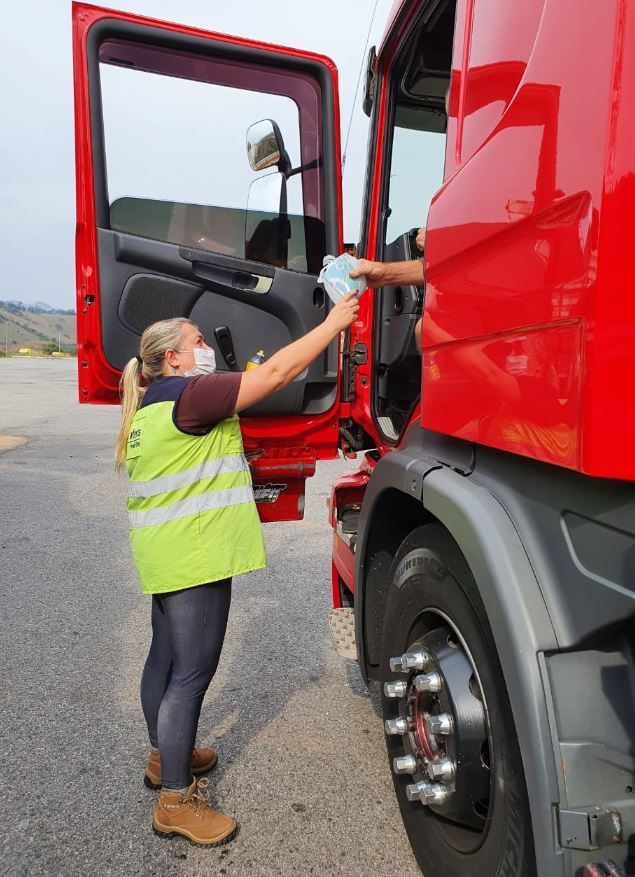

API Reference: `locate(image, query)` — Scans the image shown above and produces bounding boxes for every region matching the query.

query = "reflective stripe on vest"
[128,484,255,528]
[128,453,248,499]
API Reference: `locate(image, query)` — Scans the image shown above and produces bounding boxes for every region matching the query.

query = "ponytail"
[114,358,146,472]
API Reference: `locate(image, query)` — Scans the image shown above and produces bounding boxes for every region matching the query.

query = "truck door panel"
[97,228,331,415]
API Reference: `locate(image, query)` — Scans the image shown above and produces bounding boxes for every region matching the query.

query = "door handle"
[191,261,272,294]
[180,246,275,295]
[214,325,238,369]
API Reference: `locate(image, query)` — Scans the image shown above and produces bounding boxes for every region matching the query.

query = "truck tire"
[379,524,536,877]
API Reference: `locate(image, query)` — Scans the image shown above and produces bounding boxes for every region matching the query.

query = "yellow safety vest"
[126,378,266,594]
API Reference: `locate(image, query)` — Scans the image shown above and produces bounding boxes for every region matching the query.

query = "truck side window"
[384,122,446,245]
[382,0,456,246]
[99,42,326,274]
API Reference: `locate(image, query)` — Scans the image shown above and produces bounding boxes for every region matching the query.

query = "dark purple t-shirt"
[174,372,242,435]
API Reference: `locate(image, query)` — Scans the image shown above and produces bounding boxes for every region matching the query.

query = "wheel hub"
[385,619,491,831]
[412,690,439,760]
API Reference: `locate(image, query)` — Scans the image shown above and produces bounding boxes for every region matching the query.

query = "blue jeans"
[140,579,232,789]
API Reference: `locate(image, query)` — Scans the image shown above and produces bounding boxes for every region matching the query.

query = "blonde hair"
[114,317,192,472]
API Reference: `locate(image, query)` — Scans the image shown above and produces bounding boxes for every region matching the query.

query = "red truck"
[73,1,635,875]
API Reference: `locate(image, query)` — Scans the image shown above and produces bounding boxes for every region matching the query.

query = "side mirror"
[246,119,286,172]
[247,170,285,215]
[245,170,289,268]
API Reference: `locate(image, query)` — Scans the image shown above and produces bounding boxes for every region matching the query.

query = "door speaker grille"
[119,274,202,333]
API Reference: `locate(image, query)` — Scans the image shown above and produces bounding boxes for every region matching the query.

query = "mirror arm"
[277,150,292,178]
[286,157,322,178]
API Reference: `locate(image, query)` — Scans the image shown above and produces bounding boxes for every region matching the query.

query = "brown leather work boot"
[152,777,237,846]
[144,746,218,790]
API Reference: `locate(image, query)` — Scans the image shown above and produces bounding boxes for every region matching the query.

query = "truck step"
[340,507,360,534]
[328,607,357,661]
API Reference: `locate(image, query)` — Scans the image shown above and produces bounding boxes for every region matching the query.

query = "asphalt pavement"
[0,358,420,877]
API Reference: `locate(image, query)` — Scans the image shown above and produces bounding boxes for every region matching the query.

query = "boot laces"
[186,777,211,818]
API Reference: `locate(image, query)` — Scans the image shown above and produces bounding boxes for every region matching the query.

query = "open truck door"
[72,2,367,522]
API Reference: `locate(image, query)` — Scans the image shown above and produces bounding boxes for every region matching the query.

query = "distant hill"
[5,299,75,316]
[0,300,77,355]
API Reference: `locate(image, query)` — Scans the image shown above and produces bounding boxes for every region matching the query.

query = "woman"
[114,293,359,846]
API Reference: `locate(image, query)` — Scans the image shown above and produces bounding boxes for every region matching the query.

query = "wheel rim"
[385,608,493,854]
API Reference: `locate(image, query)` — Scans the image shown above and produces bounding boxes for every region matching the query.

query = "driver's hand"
[415,227,426,252]
[349,258,385,287]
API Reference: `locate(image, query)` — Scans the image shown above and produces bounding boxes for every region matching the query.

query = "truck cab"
[73,2,635,875]
[332,2,635,876]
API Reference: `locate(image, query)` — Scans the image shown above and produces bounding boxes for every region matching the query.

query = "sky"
[0,0,396,310]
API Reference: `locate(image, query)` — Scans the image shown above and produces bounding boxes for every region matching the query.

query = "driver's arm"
[350,258,424,288]
[349,225,426,288]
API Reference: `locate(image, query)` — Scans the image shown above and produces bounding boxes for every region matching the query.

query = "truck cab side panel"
[424,0,635,480]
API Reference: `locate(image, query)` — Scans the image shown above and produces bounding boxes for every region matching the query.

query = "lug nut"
[425,712,453,736]
[420,782,450,805]
[389,655,404,672]
[384,680,408,698]
[406,781,428,802]
[406,781,450,805]
[385,717,409,735]
[402,650,430,671]
[393,754,417,774]
[427,757,455,782]
[413,672,442,693]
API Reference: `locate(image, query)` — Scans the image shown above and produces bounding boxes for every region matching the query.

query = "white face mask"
[183,346,216,376]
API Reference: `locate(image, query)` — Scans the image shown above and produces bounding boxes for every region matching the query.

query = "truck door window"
[99,41,326,274]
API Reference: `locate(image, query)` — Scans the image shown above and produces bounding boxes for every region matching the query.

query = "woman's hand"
[349,259,385,287]
[325,292,360,334]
